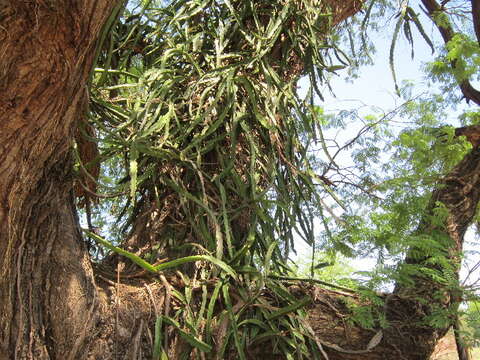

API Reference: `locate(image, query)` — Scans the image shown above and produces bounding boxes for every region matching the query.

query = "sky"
[293,13,480,292]
[323,29,434,112]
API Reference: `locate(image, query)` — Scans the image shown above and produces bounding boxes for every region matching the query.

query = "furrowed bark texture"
[0,1,119,358]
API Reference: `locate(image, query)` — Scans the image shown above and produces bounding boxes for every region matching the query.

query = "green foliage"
[149,275,330,359]
[80,0,372,357]
[88,0,352,270]
[464,301,480,347]
[290,253,359,289]
[344,290,387,330]
[75,0,480,356]
[388,5,434,93]
[428,33,480,91]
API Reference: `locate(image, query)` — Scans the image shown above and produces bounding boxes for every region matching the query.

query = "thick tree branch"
[421,0,480,105]
[472,0,480,46]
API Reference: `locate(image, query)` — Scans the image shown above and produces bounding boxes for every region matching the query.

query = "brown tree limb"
[421,0,480,105]
[453,317,473,360]
[471,0,480,46]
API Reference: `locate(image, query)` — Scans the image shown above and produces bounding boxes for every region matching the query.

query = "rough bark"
[0,1,119,358]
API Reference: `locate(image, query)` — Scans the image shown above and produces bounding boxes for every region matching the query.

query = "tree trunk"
[0,1,119,358]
